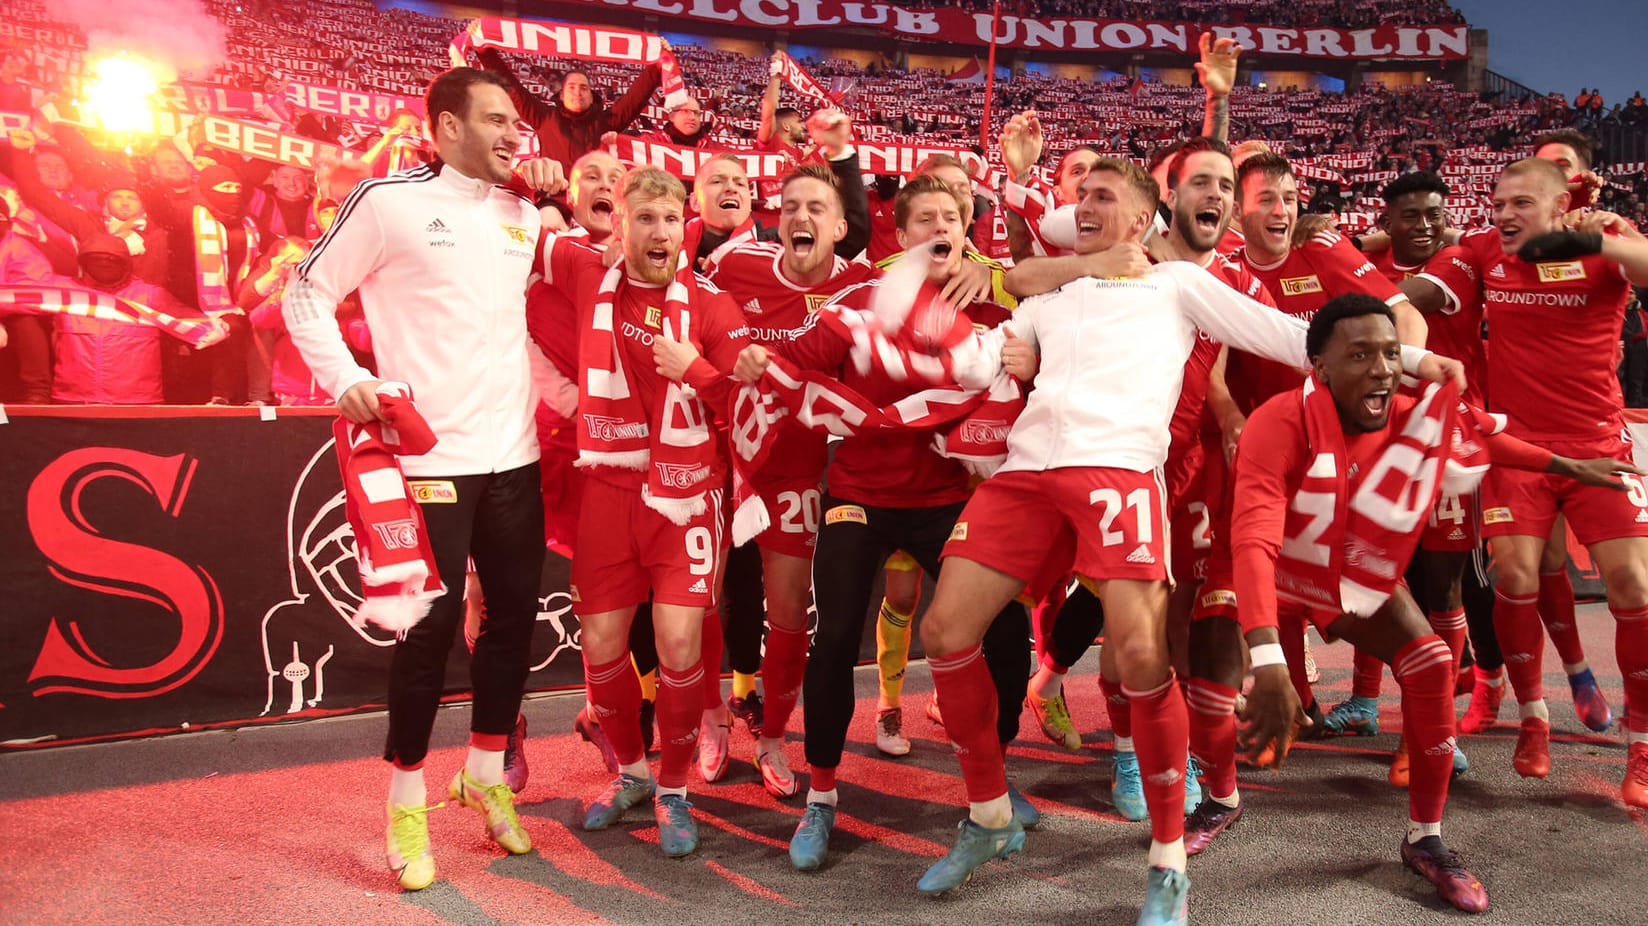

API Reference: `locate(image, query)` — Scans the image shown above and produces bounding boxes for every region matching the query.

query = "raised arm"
[474,47,553,129]
[1195,33,1240,144]
[757,55,783,146]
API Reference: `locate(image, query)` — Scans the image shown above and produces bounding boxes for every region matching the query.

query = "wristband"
[1249,643,1285,669]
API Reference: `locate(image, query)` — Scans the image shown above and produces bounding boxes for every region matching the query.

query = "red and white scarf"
[773,51,836,109]
[450,17,689,109]
[727,280,1023,542]
[0,284,229,347]
[577,253,718,524]
[684,214,757,268]
[333,383,444,633]
[192,204,259,315]
[1277,378,1497,618]
[1002,173,1059,257]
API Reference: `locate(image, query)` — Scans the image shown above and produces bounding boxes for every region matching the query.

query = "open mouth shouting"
[590,195,615,220]
[929,239,954,260]
[1194,207,1223,237]
[1359,386,1391,424]
[789,227,816,257]
[645,246,673,270]
[718,195,743,212]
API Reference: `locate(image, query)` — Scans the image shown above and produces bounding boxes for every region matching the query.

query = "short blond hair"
[623,166,686,205]
[1092,157,1160,215]
[1499,157,1568,195]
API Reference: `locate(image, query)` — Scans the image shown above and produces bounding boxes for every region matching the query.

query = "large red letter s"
[26,448,224,698]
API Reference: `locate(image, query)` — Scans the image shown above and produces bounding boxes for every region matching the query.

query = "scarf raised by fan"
[1276,378,1498,619]
[193,205,260,316]
[577,253,718,525]
[0,284,230,347]
[334,383,445,633]
[450,17,689,110]
[773,51,836,109]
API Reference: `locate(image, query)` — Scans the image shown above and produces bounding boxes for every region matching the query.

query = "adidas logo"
[1448,528,1466,540]
[1147,768,1182,786]
[688,577,709,594]
[1424,736,1458,758]
[741,297,762,315]
[1125,544,1156,565]
[1505,652,1535,664]
[1637,509,1648,524]
[1489,264,1506,278]
[1629,668,1648,680]
[426,218,451,233]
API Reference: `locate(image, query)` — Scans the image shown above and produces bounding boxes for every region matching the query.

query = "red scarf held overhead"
[450,17,690,109]
[1276,378,1497,619]
[0,284,230,347]
[334,384,444,633]
[576,253,718,525]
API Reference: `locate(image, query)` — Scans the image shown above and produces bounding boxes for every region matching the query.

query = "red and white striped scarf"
[1002,173,1060,257]
[192,205,259,314]
[727,293,1023,543]
[333,383,444,633]
[684,214,757,269]
[773,51,836,109]
[577,253,719,525]
[0,284,229,347]
[1278,378,1497,618]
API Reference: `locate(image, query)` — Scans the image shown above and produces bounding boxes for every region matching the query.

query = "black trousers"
[384,463,545,766]
[1462,543,1502,672]
[1048,584,1105,670]
[719,539,770,676]
[804,494,1029,770]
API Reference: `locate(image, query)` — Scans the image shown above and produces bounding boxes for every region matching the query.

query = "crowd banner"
[282,80,425,122]
[0,408,915,749]
[450,17,691,108]
[545,0,1470,60]
[197,115,348,170]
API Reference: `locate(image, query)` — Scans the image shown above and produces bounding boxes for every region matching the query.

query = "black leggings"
[804,495,1029,770]
[1463,544,1501,672]
[1048,584,1105,670]
[383,463,545,766]
[719,540,767,675]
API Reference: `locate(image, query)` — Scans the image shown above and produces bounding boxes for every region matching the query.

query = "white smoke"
[55,0,229,81]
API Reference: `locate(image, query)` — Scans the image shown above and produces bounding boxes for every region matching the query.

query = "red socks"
[928,644,1007,803]
[1125,675,1190,845]
[1279,611,1314,705]
[657,661,706,789]
[761,624,809,738]
[1185,678,1238,801]
[1613,604,1648,735]
[700,607,725,709]
[1351,647,1385,699]
[1538,570,1587,667]
[1098,674,1132,739]
[584,653,645,766]
[1426,607,1468,673]
[1493,589,1544,703]
[1392,635,1455,826]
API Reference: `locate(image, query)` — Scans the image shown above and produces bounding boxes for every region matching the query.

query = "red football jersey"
[543,237,751,487]
[1458,227,1633,440]
[707,240,876,485]
[1229,230,1406,413]
[1370,244,1486,406]
[1167,252,1276,450]
[779,273,1012,508]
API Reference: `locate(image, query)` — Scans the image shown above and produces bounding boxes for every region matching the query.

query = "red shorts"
[1166,437,1224,585]
[944,466,1169,601]
[750,478,822,560]
[1420,488,1478,553]
[571,477,726,613]
[1481,435,1648,546]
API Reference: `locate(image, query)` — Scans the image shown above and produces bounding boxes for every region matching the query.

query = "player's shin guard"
[1614,604,1648,735]
[928,645,1008,802]
[585,653,646,766]
[1539,570,1587,668]
[762,624,808,738]
[657,661,706,789]
[1099,674,1133,740]
[1352,647,1385,699]
[1426,607,1469,675]
[700,608,725,710]
[1492,590,1544,704]
[1185,678,1239,800]
[1126,675,1191,845]
[1394,636,1455,827]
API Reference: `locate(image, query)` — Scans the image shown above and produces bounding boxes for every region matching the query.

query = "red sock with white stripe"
[1352,647,1385,699]
[1426,607,1468,674]
[656,661,705,789]
[1099,674,1133,740]
[584,652,645,766]
[1539,570,1588,670]
[1125,674,1190,852]
[928,645,1008,811]
[1185,678,1239,806]
[1393,635,1455,833]
[1492,589,1545,707]
[761,623,808,738]
[1613,603,1648,735]
[700,607,725,709]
